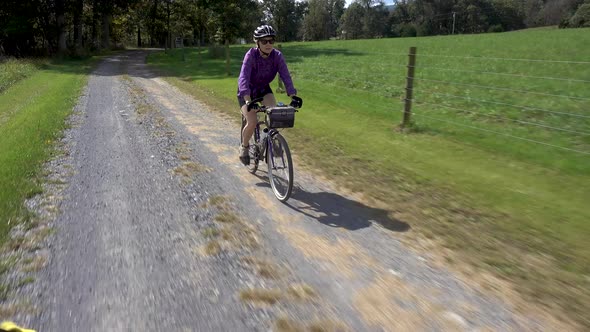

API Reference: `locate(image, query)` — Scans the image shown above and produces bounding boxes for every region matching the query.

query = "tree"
[205,0,259,74]
[261,0,302,42]
[327,0,346,38]
[339,0,388,39]
[182,1,209,46]
[364,1,389,37]
[302,0,331,40]
[569,3,590,27]
[340,2,365,39]
[0,0,42,56]
[489,0,525,32]
[55,0,67,54]
[72,0,84,51]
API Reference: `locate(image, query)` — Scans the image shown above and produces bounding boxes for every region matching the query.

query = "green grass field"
[0,58,94,240]
[148,27,590,328]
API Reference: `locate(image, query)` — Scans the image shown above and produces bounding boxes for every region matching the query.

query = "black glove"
[289,96,303,108]
[246,101,259,112]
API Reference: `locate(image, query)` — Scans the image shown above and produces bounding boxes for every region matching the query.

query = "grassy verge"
[147,27,590,329]
[0,57,96,243]
[0,58,47,94]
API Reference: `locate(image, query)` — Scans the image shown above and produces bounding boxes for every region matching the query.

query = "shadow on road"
[285,186,411,232]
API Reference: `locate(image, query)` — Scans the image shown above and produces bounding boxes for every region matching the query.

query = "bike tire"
[241,115,259,173]
[267,133,293,202]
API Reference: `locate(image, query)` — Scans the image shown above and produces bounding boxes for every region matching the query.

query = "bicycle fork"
[265,131,286,170]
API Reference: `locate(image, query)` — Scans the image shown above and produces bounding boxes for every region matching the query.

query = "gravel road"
[6,50,568,331]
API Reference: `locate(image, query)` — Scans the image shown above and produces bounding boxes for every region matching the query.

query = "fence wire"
[287,56,408,69]
[309,87,400,113]
[410,110,590,155]
[293,67,404,86]
[414,78,590,101]
[413,100,590,136]
[416,53,590,64]
[297,75,405,95]
[410,65,590,83]
[297,77,403,101]
[411,90,590,119]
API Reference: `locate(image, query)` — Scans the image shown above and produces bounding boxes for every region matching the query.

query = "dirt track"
[10,50,568,331]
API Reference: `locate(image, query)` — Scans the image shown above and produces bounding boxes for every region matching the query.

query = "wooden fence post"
[402,47,417,128]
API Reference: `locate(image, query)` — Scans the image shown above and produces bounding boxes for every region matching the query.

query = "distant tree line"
[1,0,588,57]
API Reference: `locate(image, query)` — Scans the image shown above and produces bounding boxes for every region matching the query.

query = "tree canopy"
[0,0,584,57]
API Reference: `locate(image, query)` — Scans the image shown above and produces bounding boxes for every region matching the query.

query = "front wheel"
[267,133,293,202]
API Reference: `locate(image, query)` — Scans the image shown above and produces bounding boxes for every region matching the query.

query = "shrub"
[396,23,417,37]
[488,24,504,33]
[569,4,590,27]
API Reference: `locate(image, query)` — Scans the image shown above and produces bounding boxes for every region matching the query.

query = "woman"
[237,24,298,165]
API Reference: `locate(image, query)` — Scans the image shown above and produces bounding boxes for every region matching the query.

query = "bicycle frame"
[243,96,301,201]
[252,111,284,168]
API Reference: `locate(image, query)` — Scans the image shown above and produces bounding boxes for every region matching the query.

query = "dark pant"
[237,85,273,107]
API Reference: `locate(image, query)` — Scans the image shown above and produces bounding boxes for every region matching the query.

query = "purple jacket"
[237,48,297,98]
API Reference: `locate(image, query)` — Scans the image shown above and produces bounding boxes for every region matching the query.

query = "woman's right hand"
[289,96,303,108]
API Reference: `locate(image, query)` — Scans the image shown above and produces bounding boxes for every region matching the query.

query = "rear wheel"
[267,133,293,202]
[241,115,259,173]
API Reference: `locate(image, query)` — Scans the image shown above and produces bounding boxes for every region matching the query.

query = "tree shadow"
[284,185,411,232]
[36,43,367,80]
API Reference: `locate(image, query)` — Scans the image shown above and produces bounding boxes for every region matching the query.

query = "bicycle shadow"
[285,186,411,232]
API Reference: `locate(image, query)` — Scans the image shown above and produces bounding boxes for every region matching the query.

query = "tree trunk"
[57,14,67,53]
[198,38,201,67]
[92,0,100,49]
[56,0,67,54]
[150,0,159,47]
[101,13,111,49]
[225,39,230,76]
[167,0,171,49]
[73,0,84,50]
[138,27,142,47]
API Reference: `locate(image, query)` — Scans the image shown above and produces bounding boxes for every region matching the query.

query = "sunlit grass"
[148,27,590,328]
[0,58,94,243]
[0,58,47,94]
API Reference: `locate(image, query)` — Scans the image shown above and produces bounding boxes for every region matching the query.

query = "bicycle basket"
[266,106,296,128]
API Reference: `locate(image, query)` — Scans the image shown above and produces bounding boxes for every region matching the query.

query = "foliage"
[0,0,586,56]
[340,3,365,39]
[205,0,259,43]
[302,0,332,40]
[570,3,590,27]
[261,0,308,42]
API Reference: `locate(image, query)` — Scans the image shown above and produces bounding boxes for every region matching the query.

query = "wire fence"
[398,47,590,157]
[413,77,590,101]
[410,111,590,155]
[410,65,590,83]
[416,53,590,64]
[411,90,590,119]
[413,100,590,136]
[204,44,589,156]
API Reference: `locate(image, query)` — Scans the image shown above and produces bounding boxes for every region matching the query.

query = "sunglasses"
[259,39,275,45]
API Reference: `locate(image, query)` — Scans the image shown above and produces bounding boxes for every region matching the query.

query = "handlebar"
[247,96,303,112]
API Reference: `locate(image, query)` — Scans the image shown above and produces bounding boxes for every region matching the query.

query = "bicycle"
[240,96,303,202]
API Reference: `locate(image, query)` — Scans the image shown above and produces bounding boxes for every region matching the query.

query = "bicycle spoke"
[267,134,293,201]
